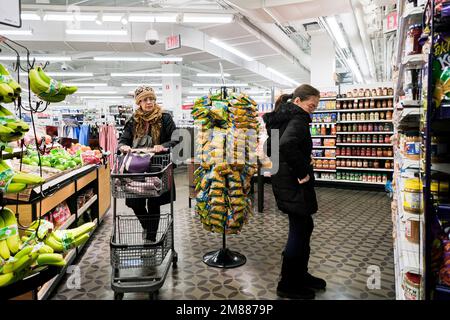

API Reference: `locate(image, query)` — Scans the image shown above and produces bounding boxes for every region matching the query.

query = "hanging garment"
[78,124,90,146]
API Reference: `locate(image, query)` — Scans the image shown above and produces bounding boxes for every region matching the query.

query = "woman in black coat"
[118,85,178,242]
[263,84,325,299]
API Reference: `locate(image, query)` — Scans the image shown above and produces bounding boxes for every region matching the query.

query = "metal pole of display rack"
[202,71,246,268]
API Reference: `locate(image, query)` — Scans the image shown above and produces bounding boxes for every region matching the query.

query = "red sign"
[165,35,181,51]
[182,103,194,110]
[384,11,398,33]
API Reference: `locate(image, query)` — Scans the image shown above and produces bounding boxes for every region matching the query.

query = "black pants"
[285,214,314,275]
[125,198,161,241]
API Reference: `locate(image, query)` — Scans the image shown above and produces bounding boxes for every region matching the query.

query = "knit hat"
[134,85,157,105]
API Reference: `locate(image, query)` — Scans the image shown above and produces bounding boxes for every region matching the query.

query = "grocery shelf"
[336,96,394,101]
[313,169,336,172]
[312,157,335,160]
[336,167,394,172]
[336,132,394,135]
[336,156,394,160]
[312,146,336,149]
[311,135,336,138]
[319,97,336,101]
[57,214,76,231]
[396,107,421,124]
[431,163,450,175]
[313,109,337,113]
[310,122,336,125]
[336,143,393,147]
[402,54,427,68]
[315,178,385,186]
[336,108,394,112]
[77,195,98,216]
[338,120,393,123]
[399,100,421,107]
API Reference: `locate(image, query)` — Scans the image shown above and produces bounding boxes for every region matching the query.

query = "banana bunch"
[0,159,45,194]
[0,64,21,104]
[0,216,96,288]
[0,105,30,143]
[29,66,78,103]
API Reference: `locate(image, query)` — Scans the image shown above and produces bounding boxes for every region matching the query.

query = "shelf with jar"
[335,171,389,184]
[310,123,337,136]
[336,133,393,145]
[311,112,337,124]
[336,146,393,157]
[337,87,394,100]
[339,120,393,124]
[336,122,393,134]
[337,110,393,122]
[336,157,394,171]
[336,98,394,110]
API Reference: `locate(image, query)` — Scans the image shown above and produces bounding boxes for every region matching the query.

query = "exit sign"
[384,11,398,33]
[165,35,181,51]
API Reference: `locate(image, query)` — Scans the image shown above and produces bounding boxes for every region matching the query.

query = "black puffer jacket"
[262,102,318,216]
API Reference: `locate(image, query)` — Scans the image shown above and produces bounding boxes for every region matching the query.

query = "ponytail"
[274,93,293,112]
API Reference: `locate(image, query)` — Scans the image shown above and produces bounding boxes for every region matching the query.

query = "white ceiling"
[0,0,394,105]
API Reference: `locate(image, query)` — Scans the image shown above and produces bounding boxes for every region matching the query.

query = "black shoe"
[304,273,326,290]
[277,280,315,299]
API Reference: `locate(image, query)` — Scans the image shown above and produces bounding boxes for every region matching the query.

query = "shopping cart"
[110,149,177,300]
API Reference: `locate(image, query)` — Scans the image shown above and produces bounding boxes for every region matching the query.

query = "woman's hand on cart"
[119,145,131,154]
[152,145,166,153]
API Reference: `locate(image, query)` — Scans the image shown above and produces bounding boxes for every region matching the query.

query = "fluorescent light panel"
[129,15,177,23]
[76,90,118,94]
[326,16,348,49]
[64,83,107,87]
[111,73,180,77]
[209,38,254,62]
[0,56,71,62]
[193,83,248,87]
[66,29,127,36]
[44,14,96,21]
[197,73,230,77]
[95,56,182,62]
[80,96,125,99]
[121,83,162,87]
[0,30,33,36]
[183,14,233,23]
[266,67,299,86]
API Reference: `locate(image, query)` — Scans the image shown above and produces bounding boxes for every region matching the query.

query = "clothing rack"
[202,85,246,269]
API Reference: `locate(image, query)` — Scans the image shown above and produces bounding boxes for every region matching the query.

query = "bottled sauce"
[343,124,347,132]
[383,148,389,157]
[323,160,329,169]
[377,174,383,183]
[374,112,380,120]
[346,159,352,167]
[357,159,363,168]
[388,100,393,108]
[351,135,356,143]
[380,112,385,120]
[336,124,341,132]
[385,135,390,144]
[353,124,358,132]
[370,100,375,109]
[386,110,392,120]
[371,148,377,157]
[352,147,357,156]
[364,100,370,109]
[346,147,351,156]
[316,159,323,168]
[366,123,372,132]
[321,125,326,135]
[361,135,367,143]
[363,159,369,168]
[382,88,388,96]
[388,88,394,96]
[377,148,383,157]
[377,87,382,96]
[347,113,352,121]
[384,123,391,131]
[356,147,361,156]
[406,24,423,56]
[366,135,372,143]
[352,159,357,167]
[382,100,387,108]
[382,174,388,183]
[356,134,362,143]
[331,125,336,135]
[376,100,382,108]
[374,160,380,168]
[337,135,342,144]
[385,160,391,169]
[370,112,375,120]
[351,113,357,121]
[361,148,366,156]
[336,148,341,156]
[379,124,384,132]
[373,135,378,143]
[360,113,366,121]
[371,89,377,97]
[379,135,384,144]
[358,124,363,132]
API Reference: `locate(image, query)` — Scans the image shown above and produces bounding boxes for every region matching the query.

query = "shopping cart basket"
[110,151,177,300]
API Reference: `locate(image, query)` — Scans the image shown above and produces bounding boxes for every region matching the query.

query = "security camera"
[61,63,68,71]
[145,29,160,46]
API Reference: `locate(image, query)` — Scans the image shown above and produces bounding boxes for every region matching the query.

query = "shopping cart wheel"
[114,292,124,300]
[149,290,158,300]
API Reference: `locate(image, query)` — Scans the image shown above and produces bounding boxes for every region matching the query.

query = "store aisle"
[51,169,395,300]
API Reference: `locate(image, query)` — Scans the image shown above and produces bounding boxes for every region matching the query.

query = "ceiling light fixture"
[183,14,234,24]
[79,96,125,99]
[193,83,249,87]
[22,72,94,77]
[66,29,127,36]
[76,90,118,94]
[325,16,348,49]
[64,83,108,87]
[0,56,71,62]
[266,67,299,86]
[111,73,180,77]
[0,30,33,36]
[95,11,103,25]
[121,83,163,87]
[209,38,254,62]
[120,13,129,25]
[129,15,177,23]
[196,73,230,77]
[43,13,96,22]
[94,56,182,62]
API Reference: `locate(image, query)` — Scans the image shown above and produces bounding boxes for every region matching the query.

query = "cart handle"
[111,162,172,178]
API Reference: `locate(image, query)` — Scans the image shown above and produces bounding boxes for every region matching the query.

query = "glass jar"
[368,160,374,168]
[351,113,357,121]
[382,174,388,183]
[376,100,382,108]
[379,124,384,132]
[336,135,342,144]
[406,24,423,56]
[357,159,363,168]
[372,148,377,157]
[363,159,369,168]
[386,110,392,120]
[361,135,366,143]
[364,100,370,109]
[356,113,361,121]
[336,159,341,167]
[353,124,358,132]
[360,113,366,121]
[366,135,372,143]
[336,124,341,132]
[316,159,323,169]
[369,112,374,120]
[323,160,329,169]
[385,160,391,169]
[381,100,387,108]
[403,178,422,214]
[352,147,357,156]
[379,135,384,144]
[351,135,356,143]
[374,112,380,120]
[358,124,364,132]
[346,147,352,156]
[380,112,385,120]
[346,135,352,143]
[370,100,375,109]
[363,123,368,132]
[384,123,391,132]
[347,113,352,121]
[377,148,383,157]
[388,88,394,96]
[371,89,377,97]
[383,148,389,157]
[377,87,382,96]
[382,87,388,96]
[356,134,362,143]
[336,147,341,156]
[356,147,361,156]
[343,124,348,132]
[346,159,352,167]
[367,123,373,132]
[361,148,366,156]
[385,135,391,144]
[388,99,393,108]
[352,159,357,167]
[377,174,383,183]
[372,135,378,143]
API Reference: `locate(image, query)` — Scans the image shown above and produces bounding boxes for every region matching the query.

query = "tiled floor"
[51,168,396,300]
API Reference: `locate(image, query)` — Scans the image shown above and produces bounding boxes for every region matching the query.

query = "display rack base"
[203,248,246,268]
